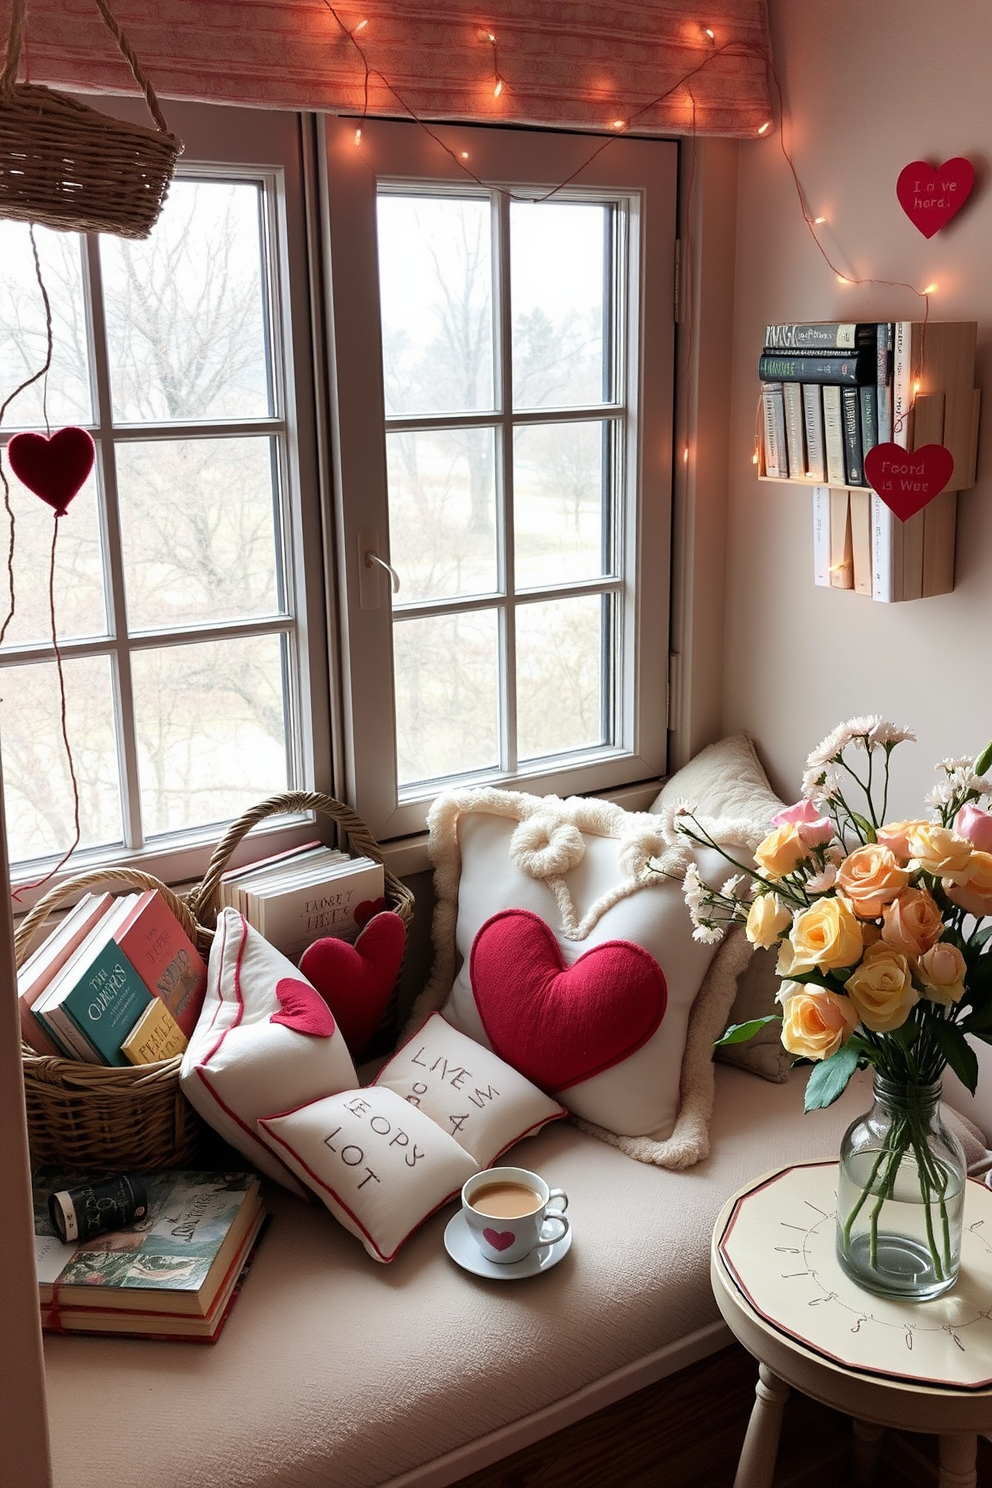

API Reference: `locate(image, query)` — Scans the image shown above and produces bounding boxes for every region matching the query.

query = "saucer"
[443,1210,572,1281]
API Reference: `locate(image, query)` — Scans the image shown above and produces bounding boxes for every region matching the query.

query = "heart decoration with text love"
[299,910,406,1058]
[270,977,338,1038]
[896,158,974,238]
[864,442,955,520]
[469,908,667,1091]
[6,427,96,515]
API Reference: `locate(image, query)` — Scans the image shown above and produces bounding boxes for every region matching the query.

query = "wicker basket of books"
[17,866,211,1171]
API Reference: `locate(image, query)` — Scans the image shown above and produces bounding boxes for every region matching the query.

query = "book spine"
[782,382,806,477]
[761,382,788,478]
[859,382,878,460]
[841,385,864,484]
[763,322,875,350]
[821,385,846,485]
[758,353,872,385]
[801,384,825,482]
[876,322,893,444]
[811,486,831,586]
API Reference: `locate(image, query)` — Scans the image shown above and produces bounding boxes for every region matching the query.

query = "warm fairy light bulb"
[757,120,771,135]
[923,282,938,295]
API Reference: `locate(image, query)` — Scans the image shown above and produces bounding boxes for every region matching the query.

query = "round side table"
[710,1160,992,1488]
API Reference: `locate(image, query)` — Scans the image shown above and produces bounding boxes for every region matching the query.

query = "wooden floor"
[449,1342,992,1487]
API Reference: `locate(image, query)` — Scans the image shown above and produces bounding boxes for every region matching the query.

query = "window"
[0,103,327,895]
[321,120,677,839]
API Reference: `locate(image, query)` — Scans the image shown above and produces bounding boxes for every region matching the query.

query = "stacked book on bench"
[19,889,208,1066]
[758,320,979,602]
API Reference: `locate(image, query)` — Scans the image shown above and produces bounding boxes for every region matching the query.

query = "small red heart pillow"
[299,911,406,1058]
[7,427,95,516]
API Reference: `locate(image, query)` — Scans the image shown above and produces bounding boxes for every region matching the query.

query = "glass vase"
[836,1073,967,1302]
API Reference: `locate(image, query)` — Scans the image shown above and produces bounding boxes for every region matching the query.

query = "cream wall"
[722,0,992,815]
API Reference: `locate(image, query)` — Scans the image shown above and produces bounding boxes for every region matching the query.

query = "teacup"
[461,1165,569,1264]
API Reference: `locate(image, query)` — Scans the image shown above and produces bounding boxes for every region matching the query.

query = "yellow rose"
[906,822,973,882]
[880,887,944,959]
[745,893,792,949]
[918,942,967,1007]
[789,896,864,972]
[835,844,910,919]
[946,851,992,919]
[780,986,859,1062]
[754,823,809,878]
[845,942,917,1032]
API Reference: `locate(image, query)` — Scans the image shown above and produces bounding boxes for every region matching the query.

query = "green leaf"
[804,1042,861,1112]
[714,1016,780,1048]
[931,1021,980,1094]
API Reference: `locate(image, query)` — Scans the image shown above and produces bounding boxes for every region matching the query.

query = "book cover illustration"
[34,1169,260,1298]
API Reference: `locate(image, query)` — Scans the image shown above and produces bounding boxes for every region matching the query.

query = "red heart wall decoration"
[469,908,667,1091]
[298,910,406,1058]
[270,977,338,1038]
[6,427,96,516]
[864,441,955,521]
[896,158,974,238]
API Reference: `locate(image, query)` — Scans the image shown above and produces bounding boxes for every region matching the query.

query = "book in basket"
[33,1169,265,1342]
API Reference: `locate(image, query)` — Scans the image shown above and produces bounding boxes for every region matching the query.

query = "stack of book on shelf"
[758,320,979,603]
[33,1169,266,1342]
[219,840,386,962]
[19,889,208,1066]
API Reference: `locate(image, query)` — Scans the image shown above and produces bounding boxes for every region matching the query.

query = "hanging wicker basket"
[0,0,182,239]
[19,793,414,1172]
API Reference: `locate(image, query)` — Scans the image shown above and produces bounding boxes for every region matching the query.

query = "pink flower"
[772,798,834,850]
[954,803,992,853]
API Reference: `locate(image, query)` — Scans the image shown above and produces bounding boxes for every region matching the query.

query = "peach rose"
[918,942,967,1007]
[945,851,992,919]
[875,820,928,863]
[880,887,944,959]
[780,986,859,1062]
[754,823,810,878]
[789,896,864,972]
[745,893,792,949]
[906,823,973,883]
[835,844,910,919]
[845,942,917,1032]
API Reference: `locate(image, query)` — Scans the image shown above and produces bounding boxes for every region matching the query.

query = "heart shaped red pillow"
[299,911,406,1058]
[469,908,667,1091]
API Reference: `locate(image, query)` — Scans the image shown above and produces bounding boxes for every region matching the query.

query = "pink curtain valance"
[5,0,772,138]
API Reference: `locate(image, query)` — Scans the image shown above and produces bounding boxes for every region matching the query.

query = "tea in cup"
[462,1166,569,1264]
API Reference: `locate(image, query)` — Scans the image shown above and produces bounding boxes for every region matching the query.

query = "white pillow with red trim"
[179,908,358,1192]
[373,1012,567,1165]
[258,1086,478,1262]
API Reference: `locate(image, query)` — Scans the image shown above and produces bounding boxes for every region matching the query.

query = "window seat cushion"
[43,1063,873,1488]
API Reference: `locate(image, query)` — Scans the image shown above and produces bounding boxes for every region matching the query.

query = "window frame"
[319,117,677,841]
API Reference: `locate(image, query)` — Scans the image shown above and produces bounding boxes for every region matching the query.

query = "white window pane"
[0,465,107,649]
[517,596,606,760]
[133,635,289,837]
[0,222,92,429]
[511,200,609,411]
[0,657,122,861]
[102,181,272,423]
[378,195,494,416]
[395,612,498,786]
[514,421,611,588]
[118,438,282,630]
[387,428,497,603]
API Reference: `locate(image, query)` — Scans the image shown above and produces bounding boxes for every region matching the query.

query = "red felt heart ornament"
[469,909,667,1092]
[270,977,338,1038]
[483,1229,516,1252]
[864,441,954,520]
[6,427,96,516]
[896,158,974,238]
[298,910,406,1058]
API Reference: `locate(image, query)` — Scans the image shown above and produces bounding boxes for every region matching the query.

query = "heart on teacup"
[864,441,955,520]
[6,427,96,515]
[483,1228,516,1252]
[355,896,386,928]
[896,158,974,238]
[298,910,406,1058]
[469,908,667,1091]
[270,977,338,1038]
